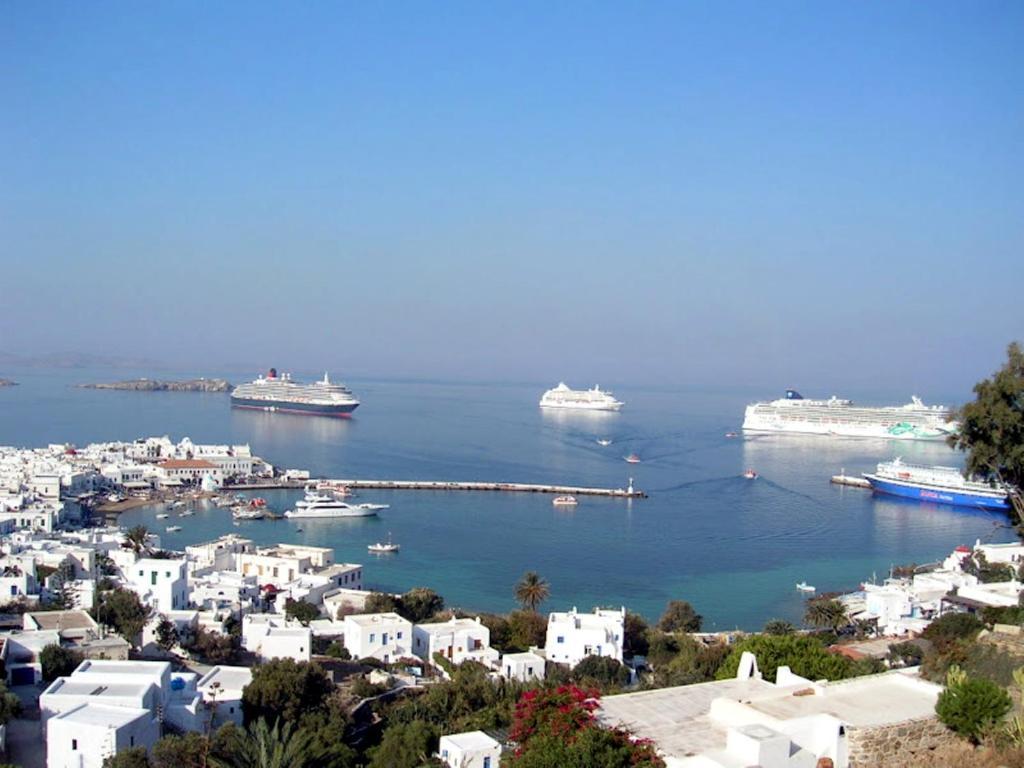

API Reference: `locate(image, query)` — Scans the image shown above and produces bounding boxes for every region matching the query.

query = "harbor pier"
[226,478,646,499]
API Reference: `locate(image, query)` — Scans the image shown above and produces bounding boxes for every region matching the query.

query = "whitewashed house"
[343,612,413,662]
[197,665,252,727]
[413,617,498,667]
[500,651,546,683]
[126,557,188,612]
[242,614,312,662]
[544,607,625,667]
[47,704,158,768]
[438,731,502,768]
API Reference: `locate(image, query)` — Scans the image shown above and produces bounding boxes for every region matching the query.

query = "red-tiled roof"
[158,459,217,469]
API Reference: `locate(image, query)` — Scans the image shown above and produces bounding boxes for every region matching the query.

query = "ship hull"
[539,402,623,412]
[742,410,950,440]
[863,475,1010,511]
[231,396,358,417]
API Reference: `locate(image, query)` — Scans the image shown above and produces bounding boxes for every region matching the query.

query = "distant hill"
[77,378,231,392]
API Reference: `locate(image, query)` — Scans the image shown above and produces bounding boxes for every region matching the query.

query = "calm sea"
[0,367,1013,630]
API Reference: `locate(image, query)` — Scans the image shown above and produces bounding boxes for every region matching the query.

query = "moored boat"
[368,533,400,553]
[796,582,816,592]
[743,469,758,480]
[624,453,641,464]
[552,495,578,506]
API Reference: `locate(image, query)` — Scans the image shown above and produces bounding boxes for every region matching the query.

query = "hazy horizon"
[3,3,1022,395]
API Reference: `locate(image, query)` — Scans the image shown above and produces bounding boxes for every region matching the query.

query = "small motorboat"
[234,508,265,521]
[796,582,816,593]
[368,533,400,553]
[743,469,758,480]
[171,501,185,509]
[725,432,739,438]
[624,454,641,464]
[156,513,169,520]
[355,503,389,512]
[179,509,195,517]
[552,495,578,506]
[166,525,182,533]
[597,439,613,447]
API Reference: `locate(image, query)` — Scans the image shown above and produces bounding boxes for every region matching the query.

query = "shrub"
[657,600,702,633]
[888,641,924,668]
[763,619,795,636]
[572,656,631,689]
[924,613,984,644]
[716,634,856,682]
[936,668,1012,743]
[40,643,83,682]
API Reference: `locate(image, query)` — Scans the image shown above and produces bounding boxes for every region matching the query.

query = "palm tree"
[210,718,316,768]
[803,597,849,632]
[124,525,150,555]
[514,571,550,612]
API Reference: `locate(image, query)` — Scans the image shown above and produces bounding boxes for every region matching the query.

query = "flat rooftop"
[27,611,96,632]
[345,612,406,626]
[44,678,152,700]
[198,665,252,693]
[745,672,941,727]
[52,703,151,727]
[441,730,500,750]
[599,677,776,758]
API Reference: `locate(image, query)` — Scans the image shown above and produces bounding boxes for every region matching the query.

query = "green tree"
[368,720,438,768]
[155,615,180,652]
[399,587,445,623]
[184,626,236,664]
[40,643,83,682]
[572,656,631,689]
[479,613,513,652]
[95,587,152,643]
[936,666,1012,743]
[152,732,210,768]
[104,748,151,768]
[623,612,649,658]
[803,598,849,632]
[514,572,551,612]
[716,635,856,682]
[363,592,400,614]
[124,525,152,555]
[284,599,321,626]
[241,659,334,726]
[657,600,702,633]
[0,681,22,724]
[507,610,547,651]
[763,619,795,636]
[950,342,1024,497]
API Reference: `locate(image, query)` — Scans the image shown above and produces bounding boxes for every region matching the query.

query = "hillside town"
[0,435,1020,767]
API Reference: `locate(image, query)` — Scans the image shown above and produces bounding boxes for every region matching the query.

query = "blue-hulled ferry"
[863,457,1011,512]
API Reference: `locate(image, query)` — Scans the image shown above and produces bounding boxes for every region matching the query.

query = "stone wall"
[847,715,959,768]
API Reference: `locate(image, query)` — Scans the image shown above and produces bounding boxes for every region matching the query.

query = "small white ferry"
[552,495,578,506]
[796,582,816,593]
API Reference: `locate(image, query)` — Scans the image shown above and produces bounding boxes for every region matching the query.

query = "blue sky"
[2,2,1022,395]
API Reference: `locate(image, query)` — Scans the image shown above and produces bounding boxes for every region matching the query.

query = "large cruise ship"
[864,458,1011,511]
[539,382,624,411]
[230,369,360,417]
[742,390,956,440]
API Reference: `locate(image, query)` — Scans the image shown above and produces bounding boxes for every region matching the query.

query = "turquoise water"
[0,368,1014,630]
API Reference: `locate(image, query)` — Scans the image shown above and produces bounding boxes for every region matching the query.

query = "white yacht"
[539,382,623,411]
[284,491,388,519]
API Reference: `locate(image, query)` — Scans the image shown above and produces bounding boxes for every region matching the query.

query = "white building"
[544,606,625,667]
[343,612,413,663]
[47,704,158,768]
[185,534,256,575]
[413,617,498,667]
[126,557,189,613]
[2,629,62,685]
[236,544,339,588]
[438,731,502,768]
[242,614,312,662]
[197,665,252,727]
[500,651,546,683]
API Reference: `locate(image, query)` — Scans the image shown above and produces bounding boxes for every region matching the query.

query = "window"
[370,633,376,643]
[397,631,403,639]
[484,758,491,768]
[557,636,564,644]
[130,736,135,746]
[72,739,77,751]
[151,571,157,586]
[442,750,448,759]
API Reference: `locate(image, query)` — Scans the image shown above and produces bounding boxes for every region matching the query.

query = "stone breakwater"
[78,378,231,392]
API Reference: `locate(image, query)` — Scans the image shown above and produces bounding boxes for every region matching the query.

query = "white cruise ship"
[742,390,956,440]
[231,368,359,417]
[284,490,388,519]
[539,382,624,411]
